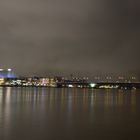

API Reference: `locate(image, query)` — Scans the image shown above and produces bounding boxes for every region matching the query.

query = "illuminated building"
[0,69,16,78]
[0,78,4,85]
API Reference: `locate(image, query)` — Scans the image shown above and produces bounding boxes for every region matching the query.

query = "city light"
[8,69,12,71]
[0,68,139,89]
[90,83,96,88]
[68,84,74,88]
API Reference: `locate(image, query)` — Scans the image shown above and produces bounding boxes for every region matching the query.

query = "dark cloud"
[0,0,140,76]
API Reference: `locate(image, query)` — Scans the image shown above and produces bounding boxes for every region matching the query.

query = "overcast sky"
[0,0,140,76]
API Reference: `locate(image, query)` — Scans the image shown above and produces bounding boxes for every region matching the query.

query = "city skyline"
[0,68,139,83]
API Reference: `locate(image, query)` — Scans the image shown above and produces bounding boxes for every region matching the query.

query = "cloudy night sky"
[0,0,140,76]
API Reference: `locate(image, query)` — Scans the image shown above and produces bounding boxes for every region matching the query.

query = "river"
[0,87,140,140]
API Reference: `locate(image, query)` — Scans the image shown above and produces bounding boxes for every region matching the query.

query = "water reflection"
[0,87,139,140]
[0,87,138,113]
[0,88,138,114]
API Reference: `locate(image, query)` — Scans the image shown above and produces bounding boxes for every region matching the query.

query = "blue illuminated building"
[0,69,16,78]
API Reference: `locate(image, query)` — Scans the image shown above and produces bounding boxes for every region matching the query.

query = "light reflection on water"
[0,87,140,140]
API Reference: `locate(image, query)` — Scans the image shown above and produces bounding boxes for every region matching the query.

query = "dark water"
[0,87,140,140]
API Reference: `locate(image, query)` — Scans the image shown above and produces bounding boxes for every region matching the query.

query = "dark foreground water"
[0,87,140,140]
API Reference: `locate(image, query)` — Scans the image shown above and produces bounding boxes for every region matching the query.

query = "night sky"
[0,0,140,77]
